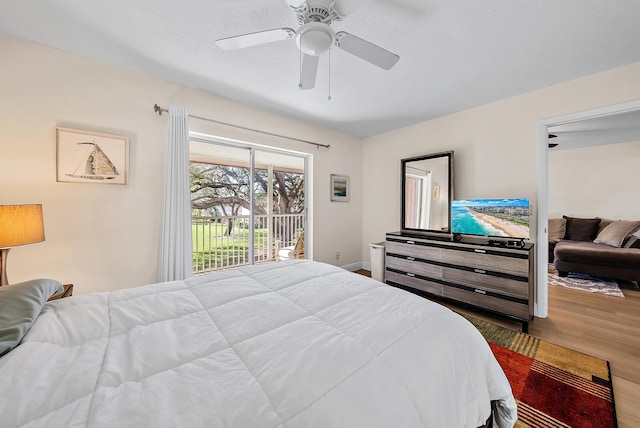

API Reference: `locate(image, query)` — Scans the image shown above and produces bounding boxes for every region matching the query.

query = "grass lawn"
[192,222,269,271]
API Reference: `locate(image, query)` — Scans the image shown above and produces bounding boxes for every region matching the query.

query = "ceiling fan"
[215,0,400,90]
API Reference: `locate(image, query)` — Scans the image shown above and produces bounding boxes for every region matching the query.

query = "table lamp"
[0,204,45,287]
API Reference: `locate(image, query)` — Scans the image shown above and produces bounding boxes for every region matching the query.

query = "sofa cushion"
[594,220,640,247]
[554,240,640,268]
[548,218,566,242]
[563,216,601,241]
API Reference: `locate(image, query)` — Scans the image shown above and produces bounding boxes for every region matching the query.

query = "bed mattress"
[0,259,516,427]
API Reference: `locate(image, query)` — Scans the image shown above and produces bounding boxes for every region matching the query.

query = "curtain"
[158,105,193,282]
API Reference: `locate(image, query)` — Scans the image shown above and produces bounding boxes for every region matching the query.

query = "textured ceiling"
[2,0,640,137]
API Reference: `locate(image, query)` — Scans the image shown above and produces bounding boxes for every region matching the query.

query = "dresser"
[385,232,534,332]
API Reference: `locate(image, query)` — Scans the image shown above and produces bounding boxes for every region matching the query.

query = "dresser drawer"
[385,233,533,330]
[385,271,442,296]
[386,240,441,261]
[386,255,442,279]
[441,247,528,276]
[442,285,529,320]
[442,267,528,299]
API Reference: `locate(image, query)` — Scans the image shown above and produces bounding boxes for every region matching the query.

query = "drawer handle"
[474,269,486,274]
[474,249,486,253]
[474,289,486,295]
[406,273,415,277]
[407,240,415,245]
[406,256,415,261]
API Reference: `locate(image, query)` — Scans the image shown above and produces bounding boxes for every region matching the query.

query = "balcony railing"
[192,213,305,274]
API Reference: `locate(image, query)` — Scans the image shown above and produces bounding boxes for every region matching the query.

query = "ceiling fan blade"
[284,0,357,14]
[299,54,319,90]
[216,28,295,50]
[335,31,399,70]
[283,0,306,9]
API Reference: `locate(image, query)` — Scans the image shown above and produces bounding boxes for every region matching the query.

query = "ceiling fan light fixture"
[295,22,335,56]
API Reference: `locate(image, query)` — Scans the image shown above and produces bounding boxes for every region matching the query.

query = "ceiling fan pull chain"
[298,31,303,89]
[328,46,332,100]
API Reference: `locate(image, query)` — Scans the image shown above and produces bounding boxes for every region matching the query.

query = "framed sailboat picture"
[56,127,129,185]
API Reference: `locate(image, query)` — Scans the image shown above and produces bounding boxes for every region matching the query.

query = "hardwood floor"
[355,269,640,428]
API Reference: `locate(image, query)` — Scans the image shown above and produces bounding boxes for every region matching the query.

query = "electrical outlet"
[335,251,340,260]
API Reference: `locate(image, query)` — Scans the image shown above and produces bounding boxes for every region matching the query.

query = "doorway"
[536,99,640,317]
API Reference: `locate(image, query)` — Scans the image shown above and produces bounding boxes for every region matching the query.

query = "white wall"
[361,61,640,310]
[4,33,640,298]
[549,140,640,220]
[0,34,363,294]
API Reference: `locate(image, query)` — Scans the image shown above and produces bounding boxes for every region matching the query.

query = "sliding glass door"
[189,137,308,273]
[254,150,306,264]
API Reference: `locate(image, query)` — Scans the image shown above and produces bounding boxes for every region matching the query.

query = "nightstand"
[48,283,73,301]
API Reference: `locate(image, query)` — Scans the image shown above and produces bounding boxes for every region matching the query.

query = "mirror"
[401,151,453,233]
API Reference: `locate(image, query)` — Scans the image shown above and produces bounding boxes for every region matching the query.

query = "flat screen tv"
[452,198,530,239]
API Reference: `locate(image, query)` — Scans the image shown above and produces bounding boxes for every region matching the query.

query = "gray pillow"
[0,279,63,357]
[594,220,640,248]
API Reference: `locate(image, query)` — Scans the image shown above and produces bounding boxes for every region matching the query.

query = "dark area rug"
[548,264,625,298]
[462,314,617,428]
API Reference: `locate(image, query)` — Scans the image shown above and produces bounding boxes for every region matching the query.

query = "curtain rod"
[153,104,330,149]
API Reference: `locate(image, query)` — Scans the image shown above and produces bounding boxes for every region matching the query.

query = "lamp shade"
[0,205,45,248]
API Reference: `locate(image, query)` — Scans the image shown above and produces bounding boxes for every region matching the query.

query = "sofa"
[549,216,640,284]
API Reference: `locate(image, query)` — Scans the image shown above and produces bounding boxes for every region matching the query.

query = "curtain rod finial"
[153,104,164,116]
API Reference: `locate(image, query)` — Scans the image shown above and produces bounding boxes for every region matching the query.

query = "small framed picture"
[330,174,350,202]
[56,127,129,185]
[432,183,440,201]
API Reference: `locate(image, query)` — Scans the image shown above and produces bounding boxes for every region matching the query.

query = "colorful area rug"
[548,264,624,298]
[463,314,617,428]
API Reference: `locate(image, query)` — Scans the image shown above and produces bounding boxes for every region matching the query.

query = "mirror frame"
[401,150,454,234]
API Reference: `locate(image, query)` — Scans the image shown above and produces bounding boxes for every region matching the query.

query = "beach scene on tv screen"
[452,199,530,238]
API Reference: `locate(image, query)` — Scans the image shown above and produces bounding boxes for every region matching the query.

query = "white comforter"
[0,260,516,428]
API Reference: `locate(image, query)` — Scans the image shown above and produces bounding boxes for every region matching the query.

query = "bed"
[0,259,517,427]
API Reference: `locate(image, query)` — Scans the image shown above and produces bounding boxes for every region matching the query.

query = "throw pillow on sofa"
[624,235,640,249]
[548,218,566,242]
[563,215,601,241]
[595,220,640,247]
